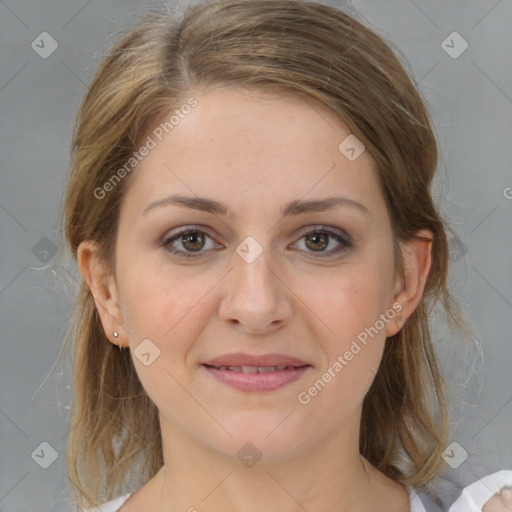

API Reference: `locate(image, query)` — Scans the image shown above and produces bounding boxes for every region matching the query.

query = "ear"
[77,240,128,347]
[385,229,433,337]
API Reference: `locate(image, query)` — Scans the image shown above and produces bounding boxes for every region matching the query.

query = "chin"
[211,410,316,462]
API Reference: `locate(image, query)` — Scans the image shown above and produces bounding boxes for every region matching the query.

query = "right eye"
[162,226,221,258]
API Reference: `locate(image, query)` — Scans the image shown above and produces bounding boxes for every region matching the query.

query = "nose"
[218,242,293,335]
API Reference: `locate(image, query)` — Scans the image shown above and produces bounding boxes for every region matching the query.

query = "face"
[97,87,404,461]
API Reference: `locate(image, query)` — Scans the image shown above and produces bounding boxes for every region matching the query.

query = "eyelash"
[162,225,352,259]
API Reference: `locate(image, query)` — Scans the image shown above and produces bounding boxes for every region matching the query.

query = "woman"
[60,0,511,510]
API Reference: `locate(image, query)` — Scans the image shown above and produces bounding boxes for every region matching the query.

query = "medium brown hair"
[61,0,469,508]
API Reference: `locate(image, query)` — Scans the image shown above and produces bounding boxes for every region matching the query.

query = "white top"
[448,470,512,511]
[88,470,512,512]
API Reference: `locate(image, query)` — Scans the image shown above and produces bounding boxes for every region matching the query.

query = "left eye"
[292,226,351,258]
[162,226,351,259]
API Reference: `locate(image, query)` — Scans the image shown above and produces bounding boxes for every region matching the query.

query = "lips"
[203,352,310,368]
[208,365,298,373]
[202,353,312,392]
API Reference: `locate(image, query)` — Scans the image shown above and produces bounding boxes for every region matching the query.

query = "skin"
[483,489,512,512]
[78,86,434,512]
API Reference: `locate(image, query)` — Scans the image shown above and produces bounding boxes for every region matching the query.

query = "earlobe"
[385,229,433,338]
[77,240,128,347]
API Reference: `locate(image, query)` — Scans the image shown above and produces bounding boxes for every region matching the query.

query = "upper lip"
[203,353,311,368]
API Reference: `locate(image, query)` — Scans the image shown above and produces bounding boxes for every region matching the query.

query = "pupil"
[307,233,328,251]
[183,232,204,251]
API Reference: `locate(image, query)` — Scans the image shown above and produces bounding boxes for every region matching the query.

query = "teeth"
[256,366,276,373]
[216,365,294,373]
[241,366,259,374]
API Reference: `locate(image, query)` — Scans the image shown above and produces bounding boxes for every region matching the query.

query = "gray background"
[1,0,511,510]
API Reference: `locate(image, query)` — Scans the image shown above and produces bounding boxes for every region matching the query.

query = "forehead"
[120,87,382,219]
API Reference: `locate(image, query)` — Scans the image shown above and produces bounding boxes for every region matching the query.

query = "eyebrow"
[142,193,369,218]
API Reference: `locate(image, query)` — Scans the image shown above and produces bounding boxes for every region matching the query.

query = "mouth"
[201,362,312,392]
[204,364,307,373]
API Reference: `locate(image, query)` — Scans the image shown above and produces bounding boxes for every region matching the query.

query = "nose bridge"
[218,234,292,331]
[232,234,279,298]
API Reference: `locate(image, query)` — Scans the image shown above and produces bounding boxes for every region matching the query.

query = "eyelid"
[293,225,352,245]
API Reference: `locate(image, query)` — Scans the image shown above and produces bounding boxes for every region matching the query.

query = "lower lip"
[202,365,312,392]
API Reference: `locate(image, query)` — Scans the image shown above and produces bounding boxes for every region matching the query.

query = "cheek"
[118,256,217,360]
[297,289,390,426]
[298,249,395,399]
[307,254,395,343]
[118,264,215,413]
[117,249,174,326]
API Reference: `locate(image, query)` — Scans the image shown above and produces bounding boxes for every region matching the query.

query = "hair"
[60,0,470,509]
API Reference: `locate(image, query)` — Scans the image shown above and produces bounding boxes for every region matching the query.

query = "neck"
[139,415,408,512]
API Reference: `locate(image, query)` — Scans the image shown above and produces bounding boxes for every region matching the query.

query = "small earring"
[112,331,122,348]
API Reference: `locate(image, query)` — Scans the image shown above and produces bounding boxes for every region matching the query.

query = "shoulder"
[86,493,132,512]
[413,470,512,512]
